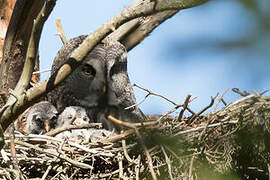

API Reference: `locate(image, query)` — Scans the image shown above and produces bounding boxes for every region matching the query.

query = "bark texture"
[0,0,15,64]
[0,0,43,91]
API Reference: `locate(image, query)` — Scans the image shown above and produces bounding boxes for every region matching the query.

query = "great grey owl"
[25,101,58,134]
[56,106,116,142]
[57,106,90,127]
[47,35,144,131]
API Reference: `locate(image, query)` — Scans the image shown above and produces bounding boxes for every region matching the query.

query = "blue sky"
[39,0,270,116]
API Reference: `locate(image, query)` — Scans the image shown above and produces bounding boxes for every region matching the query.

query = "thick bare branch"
[14,0,56,96]
[107,0,207,50]
[45,123,102,137]
[124,10,178,51]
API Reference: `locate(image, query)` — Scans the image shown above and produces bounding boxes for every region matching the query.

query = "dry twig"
[45,123,102,137]
[56,18,68,44]
[161,146,174,180]
[107,115,157,128]
[188,94,218,124]
[135,128,157,180]
[178,94,192,121]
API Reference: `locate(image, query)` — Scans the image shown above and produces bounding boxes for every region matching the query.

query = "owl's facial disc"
[81,64,96,77]
[68,59,108,108]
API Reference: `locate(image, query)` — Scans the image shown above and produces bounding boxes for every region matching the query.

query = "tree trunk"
[0,0,15,64]
[0,0,43,93]
[0,0,16,106]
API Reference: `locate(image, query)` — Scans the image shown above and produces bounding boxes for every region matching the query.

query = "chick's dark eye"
[33,115,42,123]
[51,115,57,122]
[82,64,96,77]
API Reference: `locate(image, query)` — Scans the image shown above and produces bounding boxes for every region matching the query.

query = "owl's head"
[26,101,58,134]
[51,36,110,109]
[57,106,90,127]
[49,36,130,110]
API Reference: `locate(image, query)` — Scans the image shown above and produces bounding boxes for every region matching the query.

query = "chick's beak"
[44,120,50,132]
[102,85,107,94]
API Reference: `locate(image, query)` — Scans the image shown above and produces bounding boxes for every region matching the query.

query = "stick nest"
[1,90,270,179]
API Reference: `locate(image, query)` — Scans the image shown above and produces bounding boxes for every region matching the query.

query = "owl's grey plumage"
[47,35,144,131]
[26,101,58,134]
[56,106,115,142]
[56,106,92,142]
[57,106,90,127]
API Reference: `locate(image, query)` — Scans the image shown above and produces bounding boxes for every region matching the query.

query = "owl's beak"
[44,120,50,132]
[102,85,107,94]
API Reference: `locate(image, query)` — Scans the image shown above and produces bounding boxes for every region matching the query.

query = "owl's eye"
[50,115,57,122]
[33,115,42,123]
[82,64,96,77]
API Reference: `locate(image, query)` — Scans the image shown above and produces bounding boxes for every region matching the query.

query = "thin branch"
[212,89,229,113]
[41,160,53,180]
[45,123,102,137]
[221,98,227,106]
[188,94,218,123]
[105,115,158,179]
[118,153,124,179]
[98,169,120,179]
[188,94,222,179]
[135,156,141,180]
[98,129,135,143]
[125,93,150,110]
[178,94,192,121]
[133,83,181,107]
[252,90,262,98]
[173,120,238,137]
[161,146,174,180]
[188,155,195,180]
[157,106,180,123]
[132,84,196,118]
[135,128,157,180]
[232,88,250,97]
[107,115,157,128]
[122,139,136,164]
[9,124,22,179]
[32,69,51,74]
[56,19,68,44]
